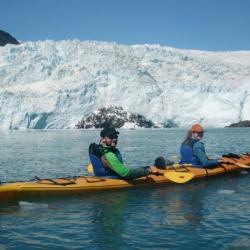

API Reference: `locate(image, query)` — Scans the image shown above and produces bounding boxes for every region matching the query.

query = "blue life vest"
[88,143,122,177]
[180,139,201,166]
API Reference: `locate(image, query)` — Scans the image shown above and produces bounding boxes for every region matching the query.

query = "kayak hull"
[1,154,250,202]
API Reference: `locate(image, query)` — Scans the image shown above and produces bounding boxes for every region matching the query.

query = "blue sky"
[1,0,250,51]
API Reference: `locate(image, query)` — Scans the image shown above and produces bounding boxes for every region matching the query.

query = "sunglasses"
[108,134,118,139]
[197,132,204,137]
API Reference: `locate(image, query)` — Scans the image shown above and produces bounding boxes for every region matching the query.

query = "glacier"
[0,40,250,129]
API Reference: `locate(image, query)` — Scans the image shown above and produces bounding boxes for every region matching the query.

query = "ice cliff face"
[0,40,250,129]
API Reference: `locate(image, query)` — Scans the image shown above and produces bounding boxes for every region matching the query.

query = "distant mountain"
[227,120,250,127]
[0,40,249,129]
[0,30,20,46]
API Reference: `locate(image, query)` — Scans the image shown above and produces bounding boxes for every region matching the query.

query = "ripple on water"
[217,189,236,195]
[225,238,250,250]
[19,201,49,210]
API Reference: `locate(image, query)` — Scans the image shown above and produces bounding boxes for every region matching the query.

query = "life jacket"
[88,143,123,177]
[180,138,201,166]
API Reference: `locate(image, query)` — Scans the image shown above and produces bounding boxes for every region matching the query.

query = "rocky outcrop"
[0,30,20,46]
[227,120,250,127]
[75,106,155,129]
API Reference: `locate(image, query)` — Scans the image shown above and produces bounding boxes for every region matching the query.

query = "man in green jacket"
[89,127,157,180]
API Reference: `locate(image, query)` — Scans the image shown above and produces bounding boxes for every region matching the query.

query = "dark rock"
[227,120,250,127]
[0,30,20,46]
[75,106,155,129]
[128,113,154,128]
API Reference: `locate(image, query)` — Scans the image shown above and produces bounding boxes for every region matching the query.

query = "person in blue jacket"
[180,124,221,168]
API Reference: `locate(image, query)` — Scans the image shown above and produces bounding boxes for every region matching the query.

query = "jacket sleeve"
[103,151,150,180]
[193,142,219,168]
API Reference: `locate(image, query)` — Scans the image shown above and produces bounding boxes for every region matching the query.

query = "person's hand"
[149,166,159,174]
[217,158,224,163]
[218,158,226,165]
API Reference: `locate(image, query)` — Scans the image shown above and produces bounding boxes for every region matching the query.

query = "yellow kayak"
[0,153,249,202]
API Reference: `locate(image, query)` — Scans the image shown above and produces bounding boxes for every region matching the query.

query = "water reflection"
[148,182,207,229]
[78,182,209,249]
[89,191,128,248]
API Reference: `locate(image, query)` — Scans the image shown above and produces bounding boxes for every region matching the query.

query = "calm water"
[0,128,250,250]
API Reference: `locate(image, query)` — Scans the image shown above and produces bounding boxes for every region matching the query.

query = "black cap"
[100,127,119,138]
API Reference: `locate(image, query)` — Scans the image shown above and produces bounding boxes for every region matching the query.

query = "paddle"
[234,162,250,169]
[162,171,194,184]
[221,154,250,169]
[171,163,192,169]
[161,163,194,183]
[86,163,94,173]
[86,163,194,183]
[221,160,250,169]
[216,153,250,169]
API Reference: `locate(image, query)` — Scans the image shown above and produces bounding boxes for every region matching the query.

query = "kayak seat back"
[89,153,107,176]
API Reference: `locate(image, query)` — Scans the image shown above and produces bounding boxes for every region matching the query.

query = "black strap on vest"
[89,143,102,158]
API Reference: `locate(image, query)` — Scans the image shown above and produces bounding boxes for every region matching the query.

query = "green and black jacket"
[89,143,150,180]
